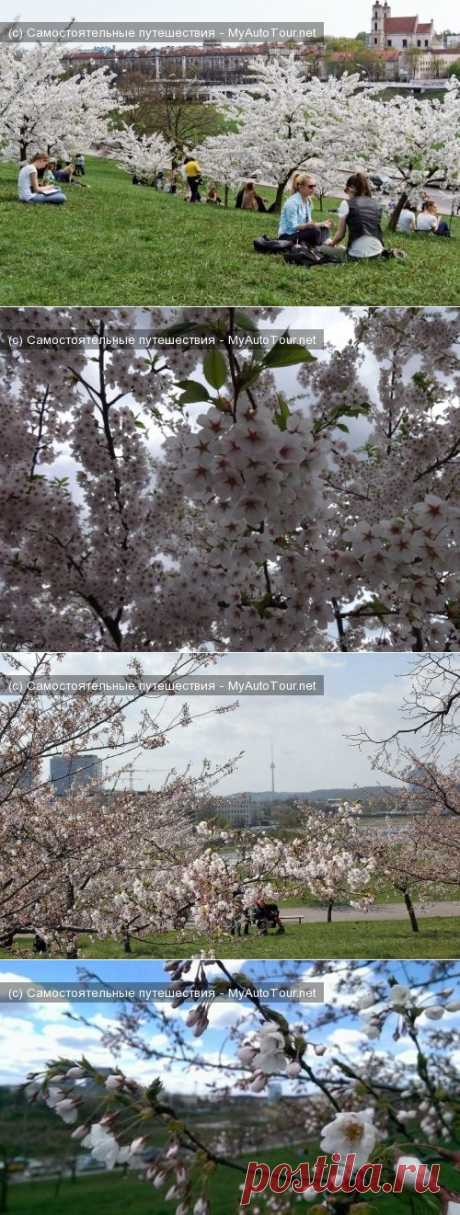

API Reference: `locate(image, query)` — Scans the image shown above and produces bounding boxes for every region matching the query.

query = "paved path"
[281,901,460,923]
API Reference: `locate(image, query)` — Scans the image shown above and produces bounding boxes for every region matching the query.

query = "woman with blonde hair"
[278,172,331,246]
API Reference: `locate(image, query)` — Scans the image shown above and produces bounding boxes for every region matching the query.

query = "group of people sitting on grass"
[175,159,452,259]
[17,151,87,204]
[396,196,450,236]
[277,171,389,259]
[277,170,450,260]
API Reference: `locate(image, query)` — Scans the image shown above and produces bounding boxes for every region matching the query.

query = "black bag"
[253,234,294,254]
[284,244,347,267]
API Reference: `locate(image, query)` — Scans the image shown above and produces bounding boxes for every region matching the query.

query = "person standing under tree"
[183,154,202,203]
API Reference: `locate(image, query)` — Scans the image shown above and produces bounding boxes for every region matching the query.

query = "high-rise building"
[49,754,103,797]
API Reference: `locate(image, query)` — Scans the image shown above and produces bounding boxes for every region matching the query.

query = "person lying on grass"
[278,172,332,246]
[17,153,66,205]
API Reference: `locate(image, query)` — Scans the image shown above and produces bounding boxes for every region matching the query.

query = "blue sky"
[0,959,458,1090]
[8,651,459,791]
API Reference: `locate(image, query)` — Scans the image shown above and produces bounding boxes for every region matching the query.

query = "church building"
[370,2,436,50]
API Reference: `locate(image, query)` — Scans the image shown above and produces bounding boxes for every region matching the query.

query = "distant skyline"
[2,2,455,41]
[6,652,459,793]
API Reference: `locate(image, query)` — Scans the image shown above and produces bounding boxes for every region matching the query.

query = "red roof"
[385,16,416,31]
[384,16,433,32]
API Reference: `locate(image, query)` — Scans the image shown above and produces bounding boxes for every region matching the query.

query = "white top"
[337,198,383,258]
[18,163,38,201]
[397,208,416,233]
[416,212,438,232]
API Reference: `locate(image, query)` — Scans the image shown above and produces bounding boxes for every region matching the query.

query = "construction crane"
[104,764,172,790]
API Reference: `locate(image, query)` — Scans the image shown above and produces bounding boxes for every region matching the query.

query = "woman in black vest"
[327,173,385,259]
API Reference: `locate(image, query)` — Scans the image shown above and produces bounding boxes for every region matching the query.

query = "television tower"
[270,744,276,795]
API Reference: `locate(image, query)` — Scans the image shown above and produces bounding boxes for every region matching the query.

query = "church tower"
[371,1,390,48]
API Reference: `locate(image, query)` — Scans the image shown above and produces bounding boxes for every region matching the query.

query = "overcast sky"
[3,2,456,40]
[9,651,459,792]
[0,959,457,1089]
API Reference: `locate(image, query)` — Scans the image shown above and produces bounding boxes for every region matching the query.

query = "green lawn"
[91,917,460,959]
[61,916,460,960]
[3,917,459,961]
[5,1152,460,1215]
[1,157,459,305]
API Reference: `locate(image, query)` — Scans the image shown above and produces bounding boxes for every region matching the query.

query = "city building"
[49,753,103,797]
[62,42,306,89]
[370,3,436,50]
[212,793,272,827]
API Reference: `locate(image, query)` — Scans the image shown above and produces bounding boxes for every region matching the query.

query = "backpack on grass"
[253,234,294,254]
[283,244,347,267]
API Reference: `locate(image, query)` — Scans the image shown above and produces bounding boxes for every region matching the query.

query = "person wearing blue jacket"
[278,172,331,245]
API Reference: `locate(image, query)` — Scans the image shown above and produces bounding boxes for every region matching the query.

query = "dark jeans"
[188,176,201,203]
[280,224,330,247]
[435,221,450,237]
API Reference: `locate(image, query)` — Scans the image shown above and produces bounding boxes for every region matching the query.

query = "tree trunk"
[327,899,334,923]
[404,890,419,933]
[20,141,27,163]
[271,181,286,213]
[224,184,229,209]
[388,190,409,232]
[123,932,132,954]
[0,1166,8,1213]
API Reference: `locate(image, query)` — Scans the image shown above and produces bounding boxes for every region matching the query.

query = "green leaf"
[233,310,259,332]
[274,394,290,431]
[263,339,315,368]
[176,379,211,405]
[336,422,349,432]
[203,348,227,390]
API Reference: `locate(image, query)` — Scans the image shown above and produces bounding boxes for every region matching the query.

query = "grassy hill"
[1,157,459,305]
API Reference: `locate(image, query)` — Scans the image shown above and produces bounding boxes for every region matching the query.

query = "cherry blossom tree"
[348,653,460,929]
[0,650,243,954]
[0,43,129,162]
[248,802,376,924]
[22,959,460,1214]
[0,306,459,652]
[195,132,259,207]
[203,56,362,211]
[353,80,460,229]
[110,126,173,184]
